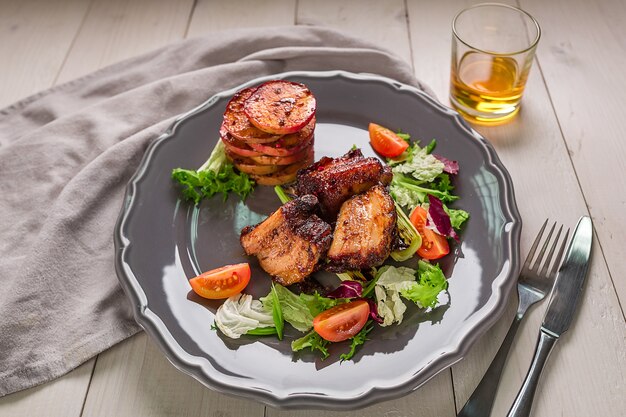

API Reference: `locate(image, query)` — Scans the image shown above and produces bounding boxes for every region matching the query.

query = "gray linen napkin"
[0,25,433,397]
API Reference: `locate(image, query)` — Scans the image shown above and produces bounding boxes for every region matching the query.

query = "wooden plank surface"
[55,0,194,83]
[1,0,625,416]
[520,0,626,309]
[297,0,412,68]
[187,0,297,36]
[0,0,91,107]
[407,1,626,416]
[81,333,264,417]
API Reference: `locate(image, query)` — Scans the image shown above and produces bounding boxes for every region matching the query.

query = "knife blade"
[541,215,593,338]
[507,215,593,417]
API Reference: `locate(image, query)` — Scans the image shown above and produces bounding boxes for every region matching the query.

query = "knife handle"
[507,330,558,417]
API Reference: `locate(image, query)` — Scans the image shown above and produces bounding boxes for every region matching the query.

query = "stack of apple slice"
[220,80,317,185]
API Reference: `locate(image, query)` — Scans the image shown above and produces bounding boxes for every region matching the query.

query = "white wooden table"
[1,1,625,416]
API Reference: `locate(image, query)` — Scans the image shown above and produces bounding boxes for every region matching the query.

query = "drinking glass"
[450,3,541,124]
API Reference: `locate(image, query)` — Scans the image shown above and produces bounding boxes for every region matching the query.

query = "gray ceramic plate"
[114,71,521,410]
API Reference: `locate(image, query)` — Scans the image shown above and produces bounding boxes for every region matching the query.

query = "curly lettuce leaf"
[400,261,449,309]
[373,263,449,324]
[445,206,470,230]
[172,141,254,204]
[391,145,444,182]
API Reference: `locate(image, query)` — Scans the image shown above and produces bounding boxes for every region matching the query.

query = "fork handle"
[457,315,522,417]
[506,330,558,417]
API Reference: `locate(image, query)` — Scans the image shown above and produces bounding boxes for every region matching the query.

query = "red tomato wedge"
[368,123,409,157]
[410,206,450,260]
[313,300,370,342]
[189,263,251,299]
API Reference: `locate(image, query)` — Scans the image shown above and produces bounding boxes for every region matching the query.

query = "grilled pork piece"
[326,185,396,272]
[296,149,393,222]
[240,195,332,286]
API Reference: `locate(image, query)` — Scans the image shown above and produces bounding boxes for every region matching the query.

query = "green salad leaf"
[340,321,374,361]
[261,284,343,333]
[391,144,444,182]
[246,327,278,336]
[270,284,284,340]
[172,140,254,204]
[261,284,314,332]
[374,265,414,326]
[291,330,330,359]
[372,262,449,325]
[400,261,449,309]
[299,291,343,317]
[390,173,460,208]
[446,207,470,230]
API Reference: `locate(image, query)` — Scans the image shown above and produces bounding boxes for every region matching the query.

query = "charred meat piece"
[296,149,393,222]
[326,185,397,272]
[240,195,332,286]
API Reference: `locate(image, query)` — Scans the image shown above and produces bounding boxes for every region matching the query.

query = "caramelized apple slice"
[248,133,314,157]
[250,151,315,185]
[243,80,316,135]
[222,88,282,143]
[248,143,313,166]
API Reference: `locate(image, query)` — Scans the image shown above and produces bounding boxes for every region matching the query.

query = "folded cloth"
[0,25,433,396]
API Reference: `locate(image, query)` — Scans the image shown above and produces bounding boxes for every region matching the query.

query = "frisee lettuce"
[291,329,330,359]
[340,321,374,361]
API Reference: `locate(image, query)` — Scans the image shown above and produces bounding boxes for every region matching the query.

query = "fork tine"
[531,221,556,271]
[539,225,563,278]
[549,228,570,279]
[523,219,548,270]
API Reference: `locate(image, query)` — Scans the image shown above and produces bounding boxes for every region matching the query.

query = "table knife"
[507,215,593,417]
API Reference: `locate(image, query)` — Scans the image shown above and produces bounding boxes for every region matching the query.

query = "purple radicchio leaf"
[326,281,363,299]
[426,195,459,241]
[364,297,383,324]
[434,155,459,175]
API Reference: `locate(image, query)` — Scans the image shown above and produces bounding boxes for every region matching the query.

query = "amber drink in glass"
[450,3,540,124]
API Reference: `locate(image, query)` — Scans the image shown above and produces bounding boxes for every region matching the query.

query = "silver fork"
[457,220,570,417]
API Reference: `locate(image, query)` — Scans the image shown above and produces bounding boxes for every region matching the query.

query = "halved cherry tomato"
[313,300,370,342]
[189,263,251,299]
[410,206,450,260]
[368,123,409,157]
